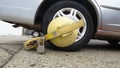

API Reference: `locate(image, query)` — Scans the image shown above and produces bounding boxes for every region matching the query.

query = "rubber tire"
[107,40,119,45]
[43,1,94,51]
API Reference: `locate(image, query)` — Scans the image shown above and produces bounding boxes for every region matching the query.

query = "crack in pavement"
[0,46,23,68]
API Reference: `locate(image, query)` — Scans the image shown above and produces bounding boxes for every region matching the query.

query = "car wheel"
[107,40,119,45]
[43,1,94,51]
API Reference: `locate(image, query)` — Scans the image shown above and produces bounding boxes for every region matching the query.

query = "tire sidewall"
[43,1,94,51]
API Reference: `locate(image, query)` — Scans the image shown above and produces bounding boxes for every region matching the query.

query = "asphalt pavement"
[0,36,120,68]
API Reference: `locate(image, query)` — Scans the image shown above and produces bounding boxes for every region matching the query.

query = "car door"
[98,0,120,32]
[0,0,42,25]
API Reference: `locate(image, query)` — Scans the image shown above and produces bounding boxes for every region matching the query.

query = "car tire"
[43,1,94,51]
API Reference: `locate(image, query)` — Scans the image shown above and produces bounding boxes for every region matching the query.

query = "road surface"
[0,36,119,68]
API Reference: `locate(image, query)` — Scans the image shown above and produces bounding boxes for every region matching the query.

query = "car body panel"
[0,0,43,25]
[0,0,120,38]
[0,0,102,26]
[97,0,120,32]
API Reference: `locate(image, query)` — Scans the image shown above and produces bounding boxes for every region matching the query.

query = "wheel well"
[35,0,98,33]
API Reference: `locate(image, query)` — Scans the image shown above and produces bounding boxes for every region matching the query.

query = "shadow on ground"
[47,40,120,52]
[86,43,120,51]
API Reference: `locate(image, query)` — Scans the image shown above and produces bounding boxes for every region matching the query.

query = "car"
[0,0,120,51]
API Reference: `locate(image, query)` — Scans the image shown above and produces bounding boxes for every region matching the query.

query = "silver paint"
[0,0,43,25]
[0,0,120,38]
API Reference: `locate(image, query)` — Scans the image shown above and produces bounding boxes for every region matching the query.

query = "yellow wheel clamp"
[23,17,84,54]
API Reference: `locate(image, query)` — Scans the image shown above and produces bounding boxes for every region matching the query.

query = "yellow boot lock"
[23,17,84,53]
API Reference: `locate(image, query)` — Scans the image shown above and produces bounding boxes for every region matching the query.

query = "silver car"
[0,0,120,51]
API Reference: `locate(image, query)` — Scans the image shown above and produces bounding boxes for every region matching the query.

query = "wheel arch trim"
[34,0,102,32]
[88,0,102,31]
